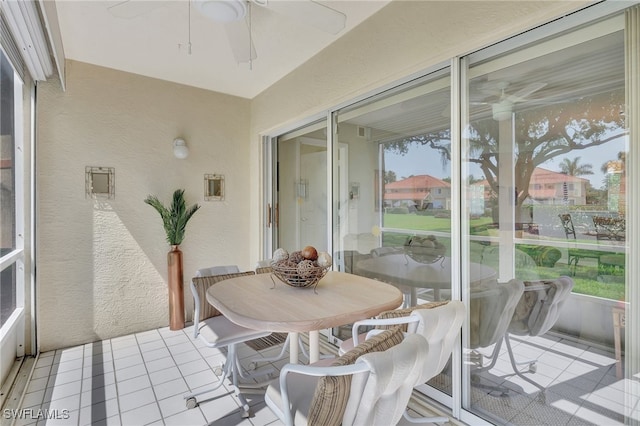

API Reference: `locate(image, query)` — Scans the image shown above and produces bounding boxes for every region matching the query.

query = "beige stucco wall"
[36,61,251,351]
[248,0,593,263]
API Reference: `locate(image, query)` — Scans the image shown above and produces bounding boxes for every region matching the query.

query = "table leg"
[309,331,320,364]
[289,332,299,364]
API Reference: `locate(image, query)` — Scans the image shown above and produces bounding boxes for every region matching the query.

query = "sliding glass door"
[461,14,631,425]
[272,122,329,256]
[263,4,638,425]
[331,68,454,402]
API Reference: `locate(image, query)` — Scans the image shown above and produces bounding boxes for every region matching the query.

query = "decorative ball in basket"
[404,235,446,264]
[271,246,332,291]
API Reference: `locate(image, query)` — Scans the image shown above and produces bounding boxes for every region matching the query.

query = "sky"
[384,136,627,190]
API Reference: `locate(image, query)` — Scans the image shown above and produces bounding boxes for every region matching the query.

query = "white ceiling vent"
[357,126,370,140]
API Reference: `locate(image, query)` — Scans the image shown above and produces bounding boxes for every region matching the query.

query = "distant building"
[384,175,451,210]
[471,167,589,206]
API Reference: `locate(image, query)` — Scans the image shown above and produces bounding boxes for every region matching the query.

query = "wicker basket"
[404,245,446,264]
[271,262,329,290]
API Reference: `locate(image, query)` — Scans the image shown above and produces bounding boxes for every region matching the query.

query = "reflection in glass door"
[461,16,630,425]
[275,123,328,255]
[332,68,454,405]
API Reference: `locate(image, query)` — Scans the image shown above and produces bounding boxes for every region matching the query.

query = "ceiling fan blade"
[265,0,346,35]
[107,0,165,19]
[224,20,257,63]
[507,82,547,103]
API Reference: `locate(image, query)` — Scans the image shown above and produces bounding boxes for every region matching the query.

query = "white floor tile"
[157,393,190,418]
[113,354,144,371]
[153,377,189,400]
[149,366,182,386]
[80,383,118,408]
[47,369,83,387]
[78,398,120,425]
[114,363,147,383]
[177,359,210,377]
[138,339,166,353]
[116,374,152,396]
[43,380,83,403]
[118,387,156,413]
[144,355,175,373]
[162,406,207,426]
[119,402,162,425]
[141,347,171,363]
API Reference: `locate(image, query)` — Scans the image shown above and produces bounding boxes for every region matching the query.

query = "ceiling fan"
[479,81,547,121]
[107,0,347,64]
[440,81,546,119]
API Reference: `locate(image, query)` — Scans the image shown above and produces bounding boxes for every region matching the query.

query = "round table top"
[354,253,497,289]
[206,270,403,333]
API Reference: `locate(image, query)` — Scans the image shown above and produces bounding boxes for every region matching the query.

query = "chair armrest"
[351,316,420,346]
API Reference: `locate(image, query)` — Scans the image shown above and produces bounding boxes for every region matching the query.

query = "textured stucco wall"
[36,61,251,351]
[247,0,593,264]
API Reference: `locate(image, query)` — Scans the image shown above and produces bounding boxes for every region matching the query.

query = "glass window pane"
[0,263,16,326]
[276,121,328,255]
[333,68,453,395]
[1,51,16,253]
[1,49,18,328]
[462,23,627,424]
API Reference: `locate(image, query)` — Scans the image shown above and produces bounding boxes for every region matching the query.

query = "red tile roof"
[385,175,450,190]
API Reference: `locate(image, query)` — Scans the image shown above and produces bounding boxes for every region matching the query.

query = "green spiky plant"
[144,189,200,246]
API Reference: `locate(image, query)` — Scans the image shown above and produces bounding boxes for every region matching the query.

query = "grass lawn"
[380,213,625,301]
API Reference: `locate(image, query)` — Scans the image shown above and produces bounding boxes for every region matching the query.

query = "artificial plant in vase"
[145,189,200,330]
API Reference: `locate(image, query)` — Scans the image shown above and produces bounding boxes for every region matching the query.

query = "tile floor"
[13,325,290,426]
[9,324,639,426]
[461,333,639,426]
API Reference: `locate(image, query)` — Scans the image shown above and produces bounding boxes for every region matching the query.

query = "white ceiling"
[54,0,391,99]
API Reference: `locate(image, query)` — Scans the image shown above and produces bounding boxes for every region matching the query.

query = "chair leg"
[184,344,270,417]
[184,353,232,409]
[504,334,545,401]
[468,339,512,397]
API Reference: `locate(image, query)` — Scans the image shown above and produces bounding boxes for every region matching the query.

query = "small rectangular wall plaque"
[204,174,224,201]
[86,166,115,199]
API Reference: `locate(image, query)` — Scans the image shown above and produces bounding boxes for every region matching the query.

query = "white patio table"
[206,270,403,364]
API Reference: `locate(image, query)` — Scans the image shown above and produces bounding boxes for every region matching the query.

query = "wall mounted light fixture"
[173,138,189,159]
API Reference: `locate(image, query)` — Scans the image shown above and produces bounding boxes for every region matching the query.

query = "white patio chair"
[504,276,575,399]
[184,271,273,418]
[338,300,467,424]
[265,327,429,426]
[338,300,450,355]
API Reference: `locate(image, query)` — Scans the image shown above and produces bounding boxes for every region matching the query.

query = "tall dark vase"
[167,245,185,330]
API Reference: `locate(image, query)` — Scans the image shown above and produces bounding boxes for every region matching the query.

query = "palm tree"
[559,156,594,177]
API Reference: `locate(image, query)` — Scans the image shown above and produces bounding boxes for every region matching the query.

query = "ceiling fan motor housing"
[492,100,514,121]
[194,0,247,22]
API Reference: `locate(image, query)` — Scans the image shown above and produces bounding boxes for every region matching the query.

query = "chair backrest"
[559,214,576,240]
[376,300,450,332]
[342,333,429,426]
[469,279,524,349]
[411,300,466,382]
[510,276,575,337]
[190,271,256,338]
[593,216,626,241]
[307,327,402,422]
[255,259,272,274]
[194,265,240,277]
